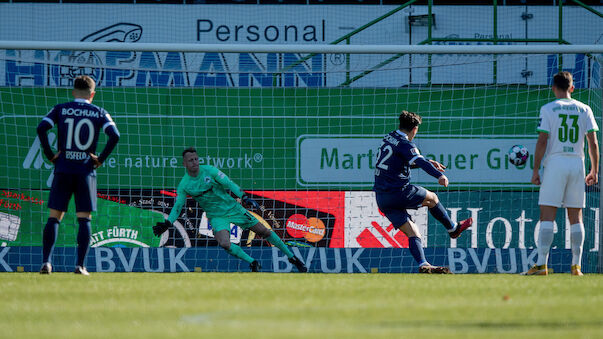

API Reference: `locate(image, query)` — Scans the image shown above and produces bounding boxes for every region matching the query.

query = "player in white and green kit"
[522,71,599,276]
[153,147,307,272]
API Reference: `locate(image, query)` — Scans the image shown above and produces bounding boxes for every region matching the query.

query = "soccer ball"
[508,145,529,166]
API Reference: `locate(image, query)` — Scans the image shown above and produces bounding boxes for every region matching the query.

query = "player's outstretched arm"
[586,131,599,186]
[428,159,446,172]
[153,219,172,236]
[241,195,261,210]
[207,166,261,210]
[208,166,245,197]
[413,157,445,179]
[438,175,449,187]
[154,182,186,237]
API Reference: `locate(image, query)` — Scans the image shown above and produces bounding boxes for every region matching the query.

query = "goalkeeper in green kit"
[153,147,307,272]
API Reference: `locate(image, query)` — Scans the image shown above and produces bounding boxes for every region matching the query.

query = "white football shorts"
[538,155,585,208]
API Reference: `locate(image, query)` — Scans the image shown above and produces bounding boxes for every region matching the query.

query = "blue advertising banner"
[0,246,585,274]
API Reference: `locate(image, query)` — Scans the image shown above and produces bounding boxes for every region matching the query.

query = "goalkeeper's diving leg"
[214,229,262,271]
[250,223,308,272]
[153,219,262,272]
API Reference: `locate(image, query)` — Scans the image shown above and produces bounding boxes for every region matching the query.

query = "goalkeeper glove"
[153,220,172,237]
[241,195,261,210]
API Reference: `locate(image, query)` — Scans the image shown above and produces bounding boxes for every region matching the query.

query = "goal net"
[0,44,601,273]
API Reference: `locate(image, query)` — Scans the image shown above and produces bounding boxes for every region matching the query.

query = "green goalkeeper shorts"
[209,206,259,233]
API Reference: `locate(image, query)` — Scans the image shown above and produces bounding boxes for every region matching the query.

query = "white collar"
[74,98,91,104]
[395,130,409,139]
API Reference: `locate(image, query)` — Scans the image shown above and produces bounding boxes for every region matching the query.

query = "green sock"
[266,231,294,258]
[226,244,255,264]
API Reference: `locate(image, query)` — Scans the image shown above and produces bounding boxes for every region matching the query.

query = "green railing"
[273,0,602,87]
[272,0,419,86]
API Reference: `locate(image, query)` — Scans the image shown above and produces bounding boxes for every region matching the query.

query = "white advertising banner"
[344,191,428,248]
[297,134,538,187]
[343,191,600,250]
[0,4,600,87]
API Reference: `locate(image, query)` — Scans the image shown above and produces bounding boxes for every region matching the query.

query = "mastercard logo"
[285,214,325,243]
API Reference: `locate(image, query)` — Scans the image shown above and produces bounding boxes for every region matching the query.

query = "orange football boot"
[571,265,583,276]
[520,265,548,276]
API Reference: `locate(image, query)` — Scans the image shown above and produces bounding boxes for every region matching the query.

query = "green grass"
[1,273,602,339]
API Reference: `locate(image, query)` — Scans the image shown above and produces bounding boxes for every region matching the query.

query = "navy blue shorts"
[48,172,97,212]
[375,184,427,228]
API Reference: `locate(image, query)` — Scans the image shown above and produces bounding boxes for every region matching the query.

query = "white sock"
[447,223,457,233]
[570,223,585,267]
[536,221,555,266]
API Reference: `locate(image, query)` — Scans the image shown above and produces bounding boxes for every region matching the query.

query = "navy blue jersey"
[39,99,118,175]
[373,130,422,192]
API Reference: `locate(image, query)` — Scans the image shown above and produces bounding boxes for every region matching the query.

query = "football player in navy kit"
[37,75,120,275]
[373,110,472,273]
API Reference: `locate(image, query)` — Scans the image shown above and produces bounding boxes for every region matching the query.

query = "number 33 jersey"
[537,98,598,163]
[41,98,118,174]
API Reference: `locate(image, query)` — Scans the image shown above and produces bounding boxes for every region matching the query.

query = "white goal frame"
[0,41,603,54]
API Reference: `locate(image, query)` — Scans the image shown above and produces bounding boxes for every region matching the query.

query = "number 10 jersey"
[40,98,118,174]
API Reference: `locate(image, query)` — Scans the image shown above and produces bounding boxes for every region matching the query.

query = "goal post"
[1,41,603,54]
[0,42,601,273]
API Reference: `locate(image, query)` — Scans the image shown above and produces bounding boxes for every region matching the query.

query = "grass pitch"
[1,273,602,339]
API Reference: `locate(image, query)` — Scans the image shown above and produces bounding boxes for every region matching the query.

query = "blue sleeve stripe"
[409,155,422,165]
[103,122,120,136]
[42,117,54,127]
[102,121,115,130]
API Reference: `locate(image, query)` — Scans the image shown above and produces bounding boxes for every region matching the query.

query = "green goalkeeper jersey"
[167,165,245,222]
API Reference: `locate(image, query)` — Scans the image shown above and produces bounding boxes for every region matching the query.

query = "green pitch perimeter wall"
[1,87,598,190]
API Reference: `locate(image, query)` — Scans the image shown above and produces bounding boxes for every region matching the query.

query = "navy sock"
[42,218,59,263]
[408,236,428,266]
[76,218,91,267]
[429,202,455,231]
